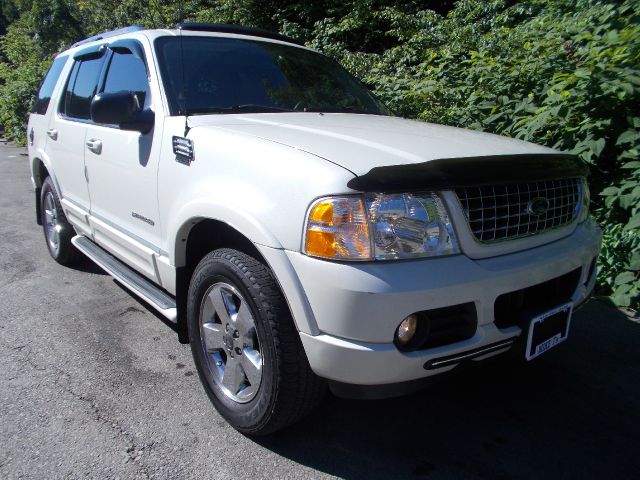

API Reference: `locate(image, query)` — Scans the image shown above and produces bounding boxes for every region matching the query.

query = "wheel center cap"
[223,332,234,351]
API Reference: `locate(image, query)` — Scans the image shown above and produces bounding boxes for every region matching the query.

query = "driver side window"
[60,57,104,120]
[102,50,149,108]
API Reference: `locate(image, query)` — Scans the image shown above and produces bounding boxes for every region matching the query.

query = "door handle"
[86,138,102,155]
[46,128,58,141]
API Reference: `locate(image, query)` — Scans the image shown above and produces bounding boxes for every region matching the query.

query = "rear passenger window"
[61,57,104,120]
[32,55,68,115]
[103,51,149,107]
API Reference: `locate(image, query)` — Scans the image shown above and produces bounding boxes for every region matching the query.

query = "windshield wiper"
[236,104,293,112]
[188,104,294,115]
[303,106,386,115]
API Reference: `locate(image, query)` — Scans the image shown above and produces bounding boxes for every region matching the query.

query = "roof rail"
[176,23,304,46]
[71,26,145,48]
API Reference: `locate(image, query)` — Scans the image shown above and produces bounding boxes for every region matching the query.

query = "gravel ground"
[0,142,639,479]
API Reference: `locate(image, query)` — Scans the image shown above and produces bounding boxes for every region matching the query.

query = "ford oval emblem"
[528,197,550,216]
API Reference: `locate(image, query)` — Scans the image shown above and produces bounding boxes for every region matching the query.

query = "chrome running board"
[72,235,177,322]
[423,339,515,370]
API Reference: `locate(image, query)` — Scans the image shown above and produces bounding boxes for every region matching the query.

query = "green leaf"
[625,214,640,230]
[574,69,590,79]
[616,130,640,146]
[614,271,636,286]
[600,186,619,196]
[585,138,605,157]
[612,288,632,307]
[619,194,637,209]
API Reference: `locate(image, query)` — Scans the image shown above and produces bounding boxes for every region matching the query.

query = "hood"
[187,113,557,176]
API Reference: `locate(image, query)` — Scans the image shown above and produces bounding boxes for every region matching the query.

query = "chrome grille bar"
[456,178,582,243]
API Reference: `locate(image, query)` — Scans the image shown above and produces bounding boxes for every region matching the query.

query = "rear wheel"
[187,248,325,435]
[40,176,81,265]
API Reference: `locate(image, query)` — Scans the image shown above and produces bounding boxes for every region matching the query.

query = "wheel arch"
[32,156,50,188]
[173,217,293,344]
[181,218,270,274]
[32,157,50,225]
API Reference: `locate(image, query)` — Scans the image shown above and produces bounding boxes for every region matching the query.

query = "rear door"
[45,50,106,235]
[28,54,69,169]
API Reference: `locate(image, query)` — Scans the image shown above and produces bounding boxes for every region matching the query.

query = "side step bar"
[72,235,177,322]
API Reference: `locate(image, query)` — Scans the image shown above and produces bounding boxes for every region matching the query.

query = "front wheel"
[187,248,325,435]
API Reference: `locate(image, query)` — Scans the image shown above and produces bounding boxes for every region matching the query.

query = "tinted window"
[32,56,69,115]
[103,51,149,107]
[60,61,80,116]
[155,37,388,116]
[62,57,104,119]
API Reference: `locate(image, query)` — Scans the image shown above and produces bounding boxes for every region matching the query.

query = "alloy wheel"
[198,282,263,403]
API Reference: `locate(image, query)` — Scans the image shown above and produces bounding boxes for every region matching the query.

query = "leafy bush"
[310,0,640,307]
[0,0,80,140]
[0,19,49,141]
[0,0,638,307]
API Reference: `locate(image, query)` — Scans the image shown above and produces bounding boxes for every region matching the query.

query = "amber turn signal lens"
[305,230,336,258]
[304,197,372,260]
[309,201,334,225]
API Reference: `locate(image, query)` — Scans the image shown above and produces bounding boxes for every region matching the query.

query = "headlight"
[304,193,459,261]
[577,177,590,223]
[367,192,459,259]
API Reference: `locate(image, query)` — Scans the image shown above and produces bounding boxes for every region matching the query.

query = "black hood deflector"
[346,153,588,192]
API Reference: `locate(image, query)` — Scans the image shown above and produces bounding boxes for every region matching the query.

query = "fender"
[167,196,283,267]
[30,149,61,193]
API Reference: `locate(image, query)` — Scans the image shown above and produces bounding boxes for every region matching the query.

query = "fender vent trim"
[173,136,194,165]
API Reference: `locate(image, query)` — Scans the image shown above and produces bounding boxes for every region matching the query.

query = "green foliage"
[0,0,80,140]
[0,16,49,141]
[598,221,640,307]
[0,0,638,308]
[318,0,640,308]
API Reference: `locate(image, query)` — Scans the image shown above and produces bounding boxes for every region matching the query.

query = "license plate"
[525,302,573,361]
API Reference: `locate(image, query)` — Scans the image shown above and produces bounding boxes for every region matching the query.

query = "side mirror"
[90,91,154,134]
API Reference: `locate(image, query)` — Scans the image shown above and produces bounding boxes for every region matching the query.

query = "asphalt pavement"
[0,141,638,479]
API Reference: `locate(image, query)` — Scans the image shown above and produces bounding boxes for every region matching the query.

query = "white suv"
[27,24,601,434]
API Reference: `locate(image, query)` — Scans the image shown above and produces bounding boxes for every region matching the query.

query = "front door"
[84,44,164,282]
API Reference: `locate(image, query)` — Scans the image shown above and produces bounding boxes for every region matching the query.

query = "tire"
[40,176,81,265]
[187,248,325,435]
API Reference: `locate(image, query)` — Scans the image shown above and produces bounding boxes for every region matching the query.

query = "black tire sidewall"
[40,177,75,263]
[187,253,279,432]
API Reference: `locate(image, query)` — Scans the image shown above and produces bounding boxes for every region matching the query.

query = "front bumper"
[258,220,601,386]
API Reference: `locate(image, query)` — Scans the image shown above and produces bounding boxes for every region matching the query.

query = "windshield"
[154,36,389,116]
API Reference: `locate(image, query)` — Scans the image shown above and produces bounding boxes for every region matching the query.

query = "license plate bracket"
[525,302,573,361]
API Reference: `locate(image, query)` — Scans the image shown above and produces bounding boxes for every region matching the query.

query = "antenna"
[176,1,189,136]
[178,25,189,136]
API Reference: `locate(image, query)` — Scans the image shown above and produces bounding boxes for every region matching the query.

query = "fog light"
[396,314,418,346]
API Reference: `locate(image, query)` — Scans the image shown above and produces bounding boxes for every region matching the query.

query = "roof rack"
[71,26,145,48]
[176,23,304,46]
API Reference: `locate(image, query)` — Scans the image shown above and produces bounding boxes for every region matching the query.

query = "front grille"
[456,178,582,243]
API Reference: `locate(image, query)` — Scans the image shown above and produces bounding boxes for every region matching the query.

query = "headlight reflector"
[367,192,459,260]
[304,193,459,261]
